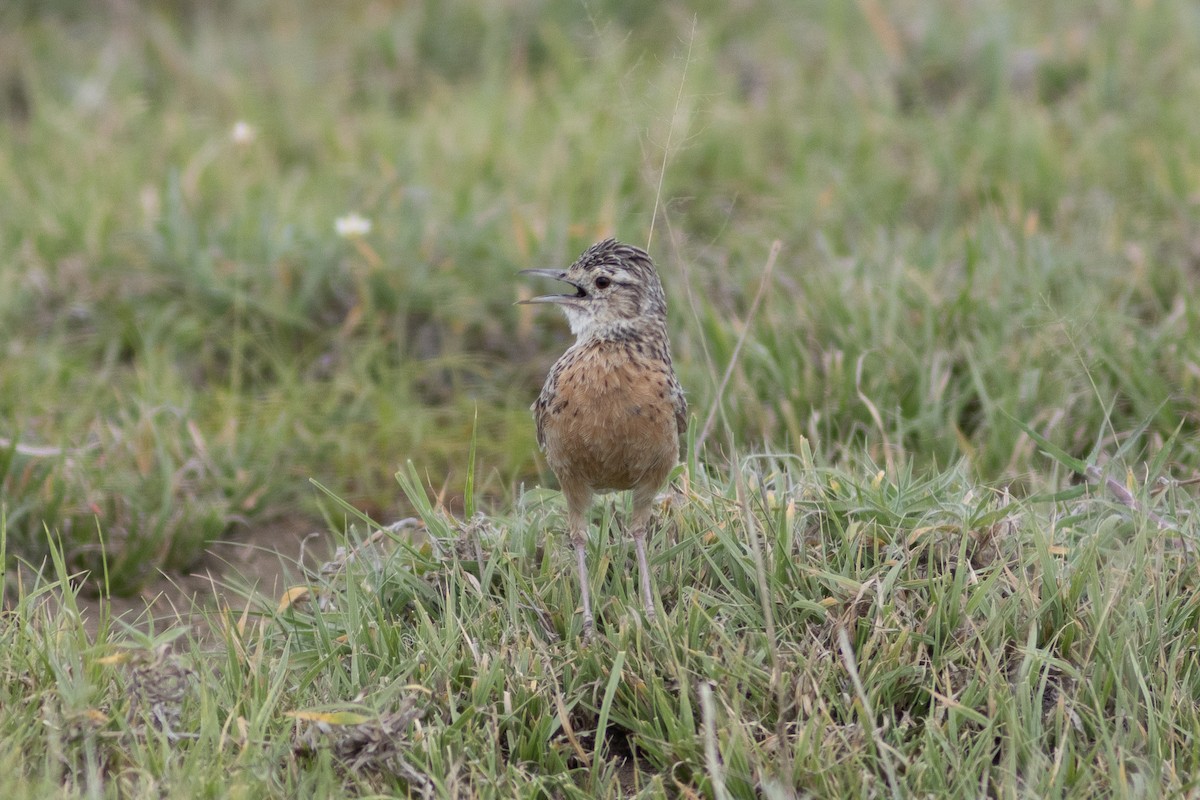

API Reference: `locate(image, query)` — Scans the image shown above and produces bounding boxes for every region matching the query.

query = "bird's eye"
[595,276,611,289]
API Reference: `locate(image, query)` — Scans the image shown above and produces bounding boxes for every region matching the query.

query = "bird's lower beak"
[516,269,587,305]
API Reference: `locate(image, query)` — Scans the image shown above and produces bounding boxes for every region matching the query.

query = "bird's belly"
[542,380,678,493]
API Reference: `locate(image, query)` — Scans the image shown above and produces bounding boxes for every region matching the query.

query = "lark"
[520,239,687,639]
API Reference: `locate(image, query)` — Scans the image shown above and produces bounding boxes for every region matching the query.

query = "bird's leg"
[630,491,658,623]
[574,538,593,641]
[566,493,594,641]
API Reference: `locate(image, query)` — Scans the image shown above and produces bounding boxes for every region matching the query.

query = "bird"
[519,238,687,640]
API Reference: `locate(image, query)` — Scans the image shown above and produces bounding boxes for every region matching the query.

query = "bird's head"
[518,239,668,341]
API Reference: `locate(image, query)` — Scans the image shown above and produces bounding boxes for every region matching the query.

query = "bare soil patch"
[14,515,334,640]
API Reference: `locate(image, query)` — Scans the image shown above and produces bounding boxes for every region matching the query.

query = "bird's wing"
[671,377,688,459]
[532,384,553,452]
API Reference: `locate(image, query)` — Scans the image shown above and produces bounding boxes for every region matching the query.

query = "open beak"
[516,269,587,305]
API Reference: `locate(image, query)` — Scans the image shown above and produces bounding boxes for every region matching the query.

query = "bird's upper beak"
[516,269,587,305]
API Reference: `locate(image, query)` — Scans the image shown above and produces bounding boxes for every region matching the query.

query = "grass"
[2,0,1200,796]
[5,452,1199,796]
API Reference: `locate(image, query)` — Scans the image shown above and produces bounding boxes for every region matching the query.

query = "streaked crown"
[520,239,671,342]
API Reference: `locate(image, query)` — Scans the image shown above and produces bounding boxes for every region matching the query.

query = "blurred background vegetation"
[1,0,1198,591]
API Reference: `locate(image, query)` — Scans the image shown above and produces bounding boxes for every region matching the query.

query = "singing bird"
[520,239,687,639]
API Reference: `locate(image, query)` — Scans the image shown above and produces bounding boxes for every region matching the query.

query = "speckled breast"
[538,341,680,494]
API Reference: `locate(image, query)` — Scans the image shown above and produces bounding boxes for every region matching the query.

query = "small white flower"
[140,185,160,221]
[230,120,257,145]
[335,213,373,238]
[75,80,106,111]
